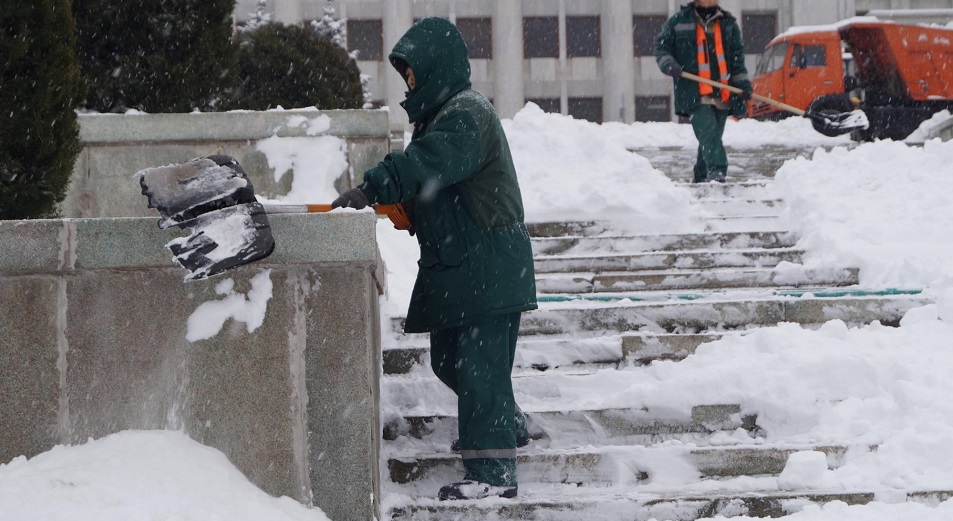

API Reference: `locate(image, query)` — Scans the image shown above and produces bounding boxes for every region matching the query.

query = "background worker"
[332,17,536,501]
[655,0,753,183]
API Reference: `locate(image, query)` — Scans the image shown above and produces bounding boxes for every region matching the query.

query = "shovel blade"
[166,202,275,281]
[136,157,257,229]
[808,109,870,137]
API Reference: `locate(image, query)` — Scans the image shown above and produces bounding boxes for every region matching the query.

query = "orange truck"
[749,20,953,140]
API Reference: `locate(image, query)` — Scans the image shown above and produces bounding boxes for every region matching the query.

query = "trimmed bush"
[74,0,237,113]
[0,0,84,219]
[227,23,363,110]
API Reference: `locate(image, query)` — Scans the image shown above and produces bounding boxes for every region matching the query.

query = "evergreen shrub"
[227,23,363,110]
[73,0,237,113]
[0,0,84,219]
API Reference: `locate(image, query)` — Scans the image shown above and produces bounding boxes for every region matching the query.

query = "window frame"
[456,17,493,60]
[523,16,559,59]
[635,95,672,122]
[741,12,778,55]
[632,14,668,57]
[568,97,603,123]
[346,19,384,61]
[566,15,601,58]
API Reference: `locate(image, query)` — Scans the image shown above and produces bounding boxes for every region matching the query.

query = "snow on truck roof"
[772,16,953,45]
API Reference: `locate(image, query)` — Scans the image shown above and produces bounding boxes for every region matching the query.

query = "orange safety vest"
[696,22,731,103]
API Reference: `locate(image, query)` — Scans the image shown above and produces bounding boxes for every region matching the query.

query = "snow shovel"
[136,156,409,281]
[680,71,869,135]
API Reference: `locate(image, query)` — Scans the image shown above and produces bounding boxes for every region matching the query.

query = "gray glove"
[666,62,683,78]
[331,188,369,210]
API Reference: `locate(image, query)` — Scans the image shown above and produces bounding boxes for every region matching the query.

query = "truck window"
[790,44,827,68]
[756,42,789,76]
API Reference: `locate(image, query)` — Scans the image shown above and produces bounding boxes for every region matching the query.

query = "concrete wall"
[64,109,390,219]
[0,212,382,521]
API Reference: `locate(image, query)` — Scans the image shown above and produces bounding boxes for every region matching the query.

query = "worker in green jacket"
[332,17,537,501]
[655,0,753,183]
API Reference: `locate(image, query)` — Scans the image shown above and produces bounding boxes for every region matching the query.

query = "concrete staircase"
[379,179,938,520]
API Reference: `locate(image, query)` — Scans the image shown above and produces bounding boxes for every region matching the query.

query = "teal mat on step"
[537,288,923,303]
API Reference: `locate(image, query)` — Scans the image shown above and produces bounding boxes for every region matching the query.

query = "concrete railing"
[0,212,382,521]
[63,109,390,218]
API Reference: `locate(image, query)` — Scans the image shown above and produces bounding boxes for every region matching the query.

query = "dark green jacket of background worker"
[357,17,538,334]
[655,3,750,117]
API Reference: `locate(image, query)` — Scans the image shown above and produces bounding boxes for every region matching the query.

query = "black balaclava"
[695,4,719,21]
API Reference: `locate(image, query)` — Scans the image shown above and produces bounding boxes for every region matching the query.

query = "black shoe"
[707,172,727,183]
[438,480,518,500]
[451,433,531,453]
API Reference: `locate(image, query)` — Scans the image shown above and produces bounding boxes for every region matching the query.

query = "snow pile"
[775,139,953,291]
[906,110,953,142]
[503,103,702,229]
[0,431,330,521]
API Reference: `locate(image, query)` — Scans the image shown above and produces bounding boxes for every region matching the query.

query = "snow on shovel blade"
[809,109,870,136]
[136,157,256,230]
[166,202,275,281]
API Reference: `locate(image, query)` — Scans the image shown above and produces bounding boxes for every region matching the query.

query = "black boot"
[438,480,518,500]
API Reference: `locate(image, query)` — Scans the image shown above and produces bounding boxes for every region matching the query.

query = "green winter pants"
[690,104,730,183]
[430,312,528,487]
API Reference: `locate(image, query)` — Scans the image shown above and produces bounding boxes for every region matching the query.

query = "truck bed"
[841,23,953,102]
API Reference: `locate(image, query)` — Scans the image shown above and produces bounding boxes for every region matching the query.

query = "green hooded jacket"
[655,2,751,117]
[358,17,538,333]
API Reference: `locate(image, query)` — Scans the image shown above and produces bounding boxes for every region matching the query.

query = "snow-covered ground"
[3,105,952,520]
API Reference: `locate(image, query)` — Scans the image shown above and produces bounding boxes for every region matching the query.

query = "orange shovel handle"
[263,203,409,230]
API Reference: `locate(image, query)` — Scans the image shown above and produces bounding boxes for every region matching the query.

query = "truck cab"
[750,30,846,120]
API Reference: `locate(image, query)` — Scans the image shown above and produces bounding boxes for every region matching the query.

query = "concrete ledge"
[79,109,390,143]
[0,212,379,275]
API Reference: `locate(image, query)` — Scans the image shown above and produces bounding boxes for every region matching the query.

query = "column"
[384,0,413,134]
[602,0,635,123]
[493,0,525,119]
[273,0,302,25]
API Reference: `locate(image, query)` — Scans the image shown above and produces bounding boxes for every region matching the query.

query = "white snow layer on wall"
[186,269,274,342]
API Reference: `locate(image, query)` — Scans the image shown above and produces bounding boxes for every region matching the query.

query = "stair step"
[695,198,784,218]
[533,248,804,274]
[703,215,787,233]
[383,336,624,375]
[534,267,859,294]
[532,231,798,257]
[388,291,927,336]
[388,489,953,521]
[520,292,927,335]
[689,179,775,199]
[383,404,753,443]
[387,444,854,485]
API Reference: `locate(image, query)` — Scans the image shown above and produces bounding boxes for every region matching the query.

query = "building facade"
[234,0,953,131]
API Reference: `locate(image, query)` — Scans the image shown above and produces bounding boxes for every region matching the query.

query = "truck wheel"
[808,95,861,138]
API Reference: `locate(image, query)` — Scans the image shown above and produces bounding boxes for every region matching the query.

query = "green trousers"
[690,104,730,183]
[430,312,528,486]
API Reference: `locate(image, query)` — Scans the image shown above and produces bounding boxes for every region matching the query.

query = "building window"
[457,18,492,59]
[526,98,560,113]
[633,15,667,56]
[347,19,383,61]
[741,13,777,54]
[566,16,601,58]
[568,97,603,123]
[523,17,559,58]
[635,96,671,122]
